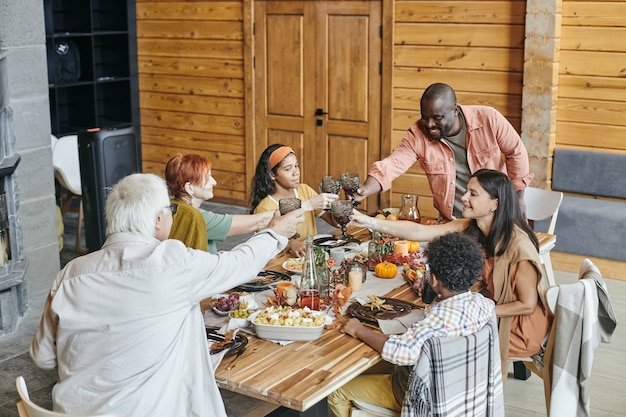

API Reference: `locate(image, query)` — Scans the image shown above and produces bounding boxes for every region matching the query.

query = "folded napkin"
[377,309,425,335]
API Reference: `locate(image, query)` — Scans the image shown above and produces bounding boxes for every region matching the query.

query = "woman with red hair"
[165,154,274,252]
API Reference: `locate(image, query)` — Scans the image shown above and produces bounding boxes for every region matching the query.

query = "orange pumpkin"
[408,241,421,253]
[374,262,398,279]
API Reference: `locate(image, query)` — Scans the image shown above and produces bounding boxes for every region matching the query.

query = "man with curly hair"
[327,232,495,417]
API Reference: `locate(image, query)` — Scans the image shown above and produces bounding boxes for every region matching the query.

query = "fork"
[226,344,248,370]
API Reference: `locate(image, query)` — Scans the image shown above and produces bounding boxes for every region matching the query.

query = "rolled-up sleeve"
[368,126,421,192]
[492,111,533,190]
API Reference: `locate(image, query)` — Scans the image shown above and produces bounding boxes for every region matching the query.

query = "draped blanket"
[549,259,617,417]
[402,317,504,417]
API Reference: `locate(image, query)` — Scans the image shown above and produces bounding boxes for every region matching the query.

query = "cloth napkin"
[377,309,425,335]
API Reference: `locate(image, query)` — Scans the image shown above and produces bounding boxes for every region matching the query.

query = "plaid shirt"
[401,316,504,417]
[382,291,495,366]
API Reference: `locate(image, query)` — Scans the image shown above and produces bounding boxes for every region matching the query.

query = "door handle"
[315,108,328,116]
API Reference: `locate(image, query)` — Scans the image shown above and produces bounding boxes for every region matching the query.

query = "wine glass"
[339,172,360,207]
[279,198,301,239]
[331,200,354,240]
[319,176,341,210]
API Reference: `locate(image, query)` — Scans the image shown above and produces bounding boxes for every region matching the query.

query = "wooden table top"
[214,227,423,412]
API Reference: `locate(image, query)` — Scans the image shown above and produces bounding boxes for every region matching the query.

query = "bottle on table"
[300,236,321,310]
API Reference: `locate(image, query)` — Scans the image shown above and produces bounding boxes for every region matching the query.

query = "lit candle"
[393,240,409,256]
[348,270,362,291]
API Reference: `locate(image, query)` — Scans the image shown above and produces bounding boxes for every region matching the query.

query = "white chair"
[524,187,563,287]
[52,135,83,252]
[15,376,118,417]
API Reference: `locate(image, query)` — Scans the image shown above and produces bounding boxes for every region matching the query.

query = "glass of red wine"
[331,199,354,240]
[340,172,360,207]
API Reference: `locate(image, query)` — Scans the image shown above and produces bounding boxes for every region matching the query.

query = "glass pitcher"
[399,194,421,223]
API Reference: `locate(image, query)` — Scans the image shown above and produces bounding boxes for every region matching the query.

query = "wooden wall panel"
[387,0,525,212]
[395,1,526,24]
[557,0,626,157]
[136,0,246,203]
[554,0,626,225]
[133,0,626,219]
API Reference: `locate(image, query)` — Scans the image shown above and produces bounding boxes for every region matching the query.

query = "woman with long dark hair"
[350,169,551,370]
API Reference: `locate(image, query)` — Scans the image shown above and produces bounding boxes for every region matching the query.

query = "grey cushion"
[552,149,626,199]
[554,196,626,262]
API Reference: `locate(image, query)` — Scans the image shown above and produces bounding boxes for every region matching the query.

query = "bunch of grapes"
[215,293,241,312]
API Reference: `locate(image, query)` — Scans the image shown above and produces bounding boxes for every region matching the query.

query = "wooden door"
[254,0,382,211]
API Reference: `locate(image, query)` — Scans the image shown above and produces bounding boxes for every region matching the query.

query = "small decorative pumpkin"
[374,261,398,279]
[408,241,421,253]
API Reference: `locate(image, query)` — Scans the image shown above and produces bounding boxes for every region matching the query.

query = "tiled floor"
[1,202,625,416]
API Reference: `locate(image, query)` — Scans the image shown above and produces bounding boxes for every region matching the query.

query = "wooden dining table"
[212,227,424,416]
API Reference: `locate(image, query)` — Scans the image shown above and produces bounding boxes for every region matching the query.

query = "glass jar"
[367,240,382,271]
[399,194,421,223]
[345,262,366,287]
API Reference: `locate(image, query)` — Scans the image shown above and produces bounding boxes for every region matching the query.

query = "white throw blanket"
[549,259,617,417]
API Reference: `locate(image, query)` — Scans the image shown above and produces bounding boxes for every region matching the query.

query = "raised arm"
[227,211,274,236]
[349,209,466,242]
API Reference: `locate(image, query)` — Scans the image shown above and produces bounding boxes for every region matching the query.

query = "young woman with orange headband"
[250,144,338,257]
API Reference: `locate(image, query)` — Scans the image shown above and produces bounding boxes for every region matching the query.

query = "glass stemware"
[331,200,354,240]
[339,172,360,207]
[279,198,301,239]
[319,176,341,211]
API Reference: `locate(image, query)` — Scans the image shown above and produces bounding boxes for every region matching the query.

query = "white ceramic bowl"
[228,312,251,328]
[253,322,324,341]
[249,308,326,341]
[382,207,399,214]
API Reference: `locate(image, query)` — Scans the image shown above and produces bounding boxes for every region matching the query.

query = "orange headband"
[268,146,294,169]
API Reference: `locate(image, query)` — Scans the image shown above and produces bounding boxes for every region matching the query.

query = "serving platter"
[206,327,248,358]
[345,298,420,325]
[233,270,291,292]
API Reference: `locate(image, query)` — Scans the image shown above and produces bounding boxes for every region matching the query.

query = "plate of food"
[345,295,420,325]
[206,327,248,357]
[282,257,304,274]
[233,270,292,292]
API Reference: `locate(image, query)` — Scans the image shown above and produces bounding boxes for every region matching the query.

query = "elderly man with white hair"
[31,173,303,417]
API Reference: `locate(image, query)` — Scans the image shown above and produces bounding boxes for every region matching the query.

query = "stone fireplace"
[0,50,28,336]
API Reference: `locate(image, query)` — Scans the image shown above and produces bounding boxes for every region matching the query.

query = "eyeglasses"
[165,203,178,215]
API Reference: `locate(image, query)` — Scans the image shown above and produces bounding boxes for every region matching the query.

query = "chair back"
[541,258,617,417]
[15,376,118,417]
[524,187,563,234]
[52,135,81,196]
[402,317,504,417]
